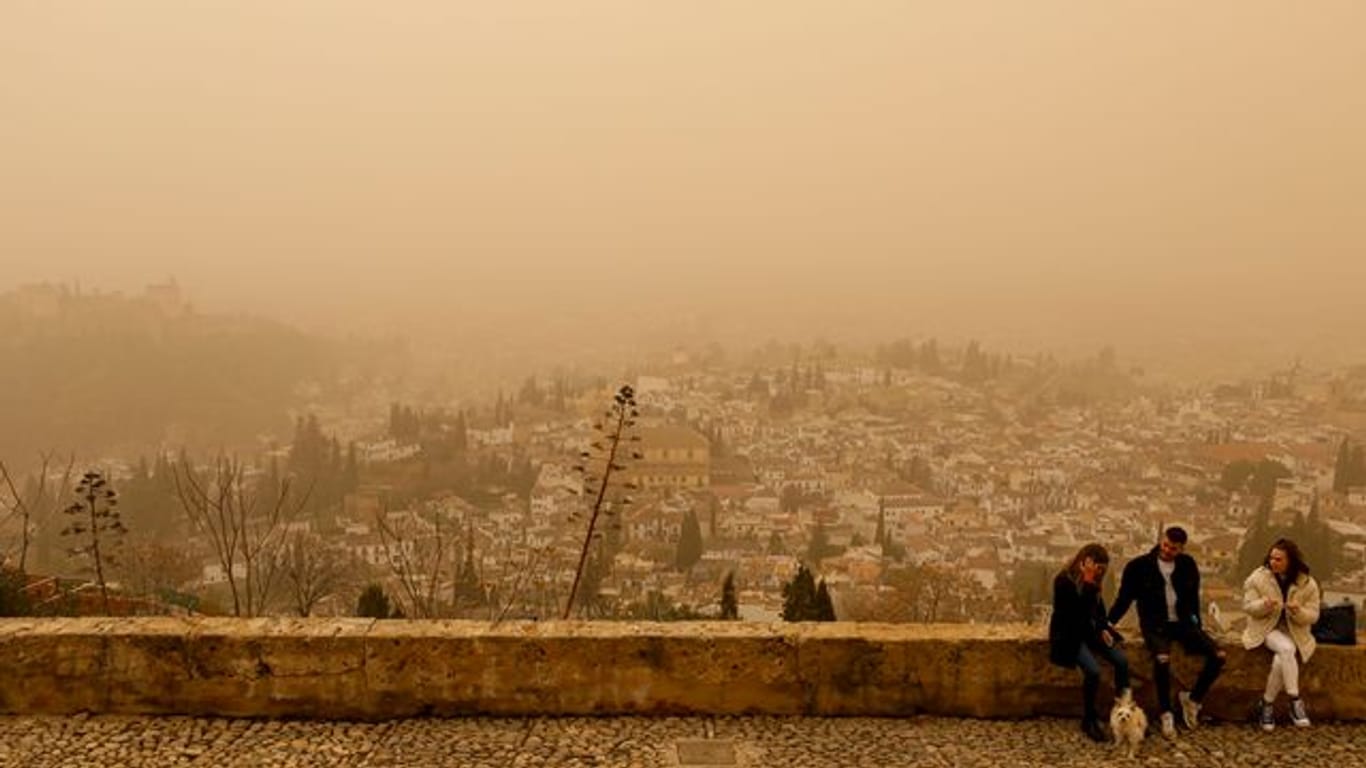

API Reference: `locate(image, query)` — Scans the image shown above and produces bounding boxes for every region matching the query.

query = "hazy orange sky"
[3,2,1364,369]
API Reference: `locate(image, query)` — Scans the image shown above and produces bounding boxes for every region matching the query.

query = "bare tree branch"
[171,454,311,617]
[281,531,352,617]
[1,452,73,573]
[374,505,451,619]
[492,542,554,626]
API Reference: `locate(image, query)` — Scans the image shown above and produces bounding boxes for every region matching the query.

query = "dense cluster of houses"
[319,362,1366,626]
[18,356,1363,627]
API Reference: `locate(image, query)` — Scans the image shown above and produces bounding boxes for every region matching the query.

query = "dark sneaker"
[1290,698,1310,728]
[1260,701,1276,732]
[1082,718,1107,742]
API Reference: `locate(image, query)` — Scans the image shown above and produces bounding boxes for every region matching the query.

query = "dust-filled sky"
[3,2,1364,373]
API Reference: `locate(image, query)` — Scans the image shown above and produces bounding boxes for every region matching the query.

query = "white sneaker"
[1160,711,1177,740]
[1178,691,1201,730]
[1290,698,1311,728]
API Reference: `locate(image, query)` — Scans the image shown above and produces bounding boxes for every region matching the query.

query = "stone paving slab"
[0,714,1361,768]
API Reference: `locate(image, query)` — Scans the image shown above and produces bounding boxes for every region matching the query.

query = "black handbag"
[1311,602,1357,646]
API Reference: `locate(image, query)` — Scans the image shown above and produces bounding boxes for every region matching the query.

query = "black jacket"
[1107,546,1202,635]
[1049,572,1115,667]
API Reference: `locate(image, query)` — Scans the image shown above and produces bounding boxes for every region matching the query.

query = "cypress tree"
[344,442,360,493]
[675,509,704,571]
[1236,495,1274,578]
[1303,495,1339,581]
[806,523,832,564]
[781,564,818,621]
[720,572,739,620]
[1334,439,1353,493]
[451,410,468,454]
[815,579,836,621]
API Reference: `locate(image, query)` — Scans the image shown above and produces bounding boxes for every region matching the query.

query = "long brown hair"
[1063,543,1110,584]
[1266,538,1310,580]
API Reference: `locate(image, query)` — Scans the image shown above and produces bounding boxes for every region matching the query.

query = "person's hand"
[1101,629,1115,647]
[1287,603,1300,617]
[1263,597,1277,611]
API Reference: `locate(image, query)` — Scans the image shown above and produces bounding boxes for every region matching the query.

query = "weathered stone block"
[101,617,372,718]
[0,618,108,714]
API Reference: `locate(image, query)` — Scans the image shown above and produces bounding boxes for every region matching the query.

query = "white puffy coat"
[1241,566,1321,663]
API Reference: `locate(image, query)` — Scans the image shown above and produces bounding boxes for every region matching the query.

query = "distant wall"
[1,618,1362,721]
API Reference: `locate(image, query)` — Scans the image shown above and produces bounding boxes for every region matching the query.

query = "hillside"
[0,283,372,464]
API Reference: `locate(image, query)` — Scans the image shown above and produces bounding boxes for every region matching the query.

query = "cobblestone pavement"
[0,714,1362,768]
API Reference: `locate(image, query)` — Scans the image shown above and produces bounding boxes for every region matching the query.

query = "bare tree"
[374,506,452,619]
[491,541,556,625]
[114,536,199,604]
[0,461,29,569]
[171,454,309,617]
[281,531,352,617]
[841,563,991,623]
[489,466,584,625]
[564,384,640,619]
[0,453,74,572]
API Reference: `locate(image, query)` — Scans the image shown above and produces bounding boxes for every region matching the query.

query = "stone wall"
[1,618,1362,721]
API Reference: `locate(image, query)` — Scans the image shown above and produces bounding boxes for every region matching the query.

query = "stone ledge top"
[0,617,1359,643]
[2,617,1360,654]
[0,617,1049,640]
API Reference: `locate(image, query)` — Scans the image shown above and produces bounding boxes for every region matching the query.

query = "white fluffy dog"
[1109,689,1148,758]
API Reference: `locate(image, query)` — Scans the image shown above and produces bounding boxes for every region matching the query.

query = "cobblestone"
[0,715,1361,767]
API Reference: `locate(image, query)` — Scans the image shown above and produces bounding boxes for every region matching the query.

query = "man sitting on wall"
[1108,526,1227,739]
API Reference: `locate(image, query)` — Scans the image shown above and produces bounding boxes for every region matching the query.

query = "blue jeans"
[1076,642,1130,719]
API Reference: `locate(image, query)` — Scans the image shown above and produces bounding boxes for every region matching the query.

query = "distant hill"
[0,283,379,465]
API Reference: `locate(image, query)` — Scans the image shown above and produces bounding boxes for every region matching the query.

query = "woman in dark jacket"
[1050,542,1130,742]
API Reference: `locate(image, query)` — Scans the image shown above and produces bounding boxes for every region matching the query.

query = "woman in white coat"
[1242,538,1321,731]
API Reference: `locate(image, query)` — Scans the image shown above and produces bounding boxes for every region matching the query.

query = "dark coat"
[1107,546,1202,636]
[1049,571,1115,667]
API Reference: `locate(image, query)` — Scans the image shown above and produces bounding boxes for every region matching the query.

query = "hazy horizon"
[5,2,1365,377]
